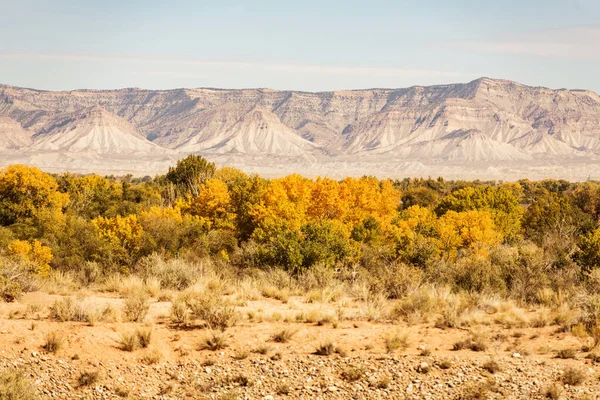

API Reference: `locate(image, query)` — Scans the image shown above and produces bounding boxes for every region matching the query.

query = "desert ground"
[1,280,599,400]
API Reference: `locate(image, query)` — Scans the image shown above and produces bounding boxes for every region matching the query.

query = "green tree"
[166,155,216,196]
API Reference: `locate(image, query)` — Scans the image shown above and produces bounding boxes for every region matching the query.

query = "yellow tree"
[92,214,143,265]
[308,177,345,220]
[7,239,53,276]
[187,178,235,229]
[0,165,69,226]
[438,210,503,258]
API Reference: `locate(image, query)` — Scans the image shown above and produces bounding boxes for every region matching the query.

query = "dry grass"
[77,370,100,387]
[187,293,239,330]
[314,341,337,356]
[482,358,501,374]
[562,367,586,386]
[384,330,409,353]
[136,326,152,348]
[119,331,138,352]
[453,333,487,352]
[200,330,229,351]
[0,369,39,400]
[272,328,296,343]
[556,348,576,359]
[122,293,150,323]
[341,365,365,382]
[140,349,163,365]
[542,382,563,399]
[253,344,271,355]
[43,331,62,354]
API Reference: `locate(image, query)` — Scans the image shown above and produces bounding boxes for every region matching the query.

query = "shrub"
[49,297,81,322]
[233,350,250,360]
[452,333,487,352]
[272,328,296,343]
[77,370,100,387]
[170,298,188,324]
[136,326,152,348]
[254,345,271,355]
[0,277,22,302]
[314,341,336,356]
[366,262,424,299]
[123,293,149,323]
[542,382,563,399]
[43,331,62,353]
[187,293,239,330]
[341,365,365,382]
[200,330,229,351]
[375,376,391,389]
[119,331,138,352]
[0,369,39,400]
[140,349,163,365]
[562,367,586,386]
[482,358,501,374]
[385,330,409,353]
[276,383,290,395]
[77,261,102,287]
[556,348,576,359]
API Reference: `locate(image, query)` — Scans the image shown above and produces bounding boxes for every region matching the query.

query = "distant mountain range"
[1,78,600,180]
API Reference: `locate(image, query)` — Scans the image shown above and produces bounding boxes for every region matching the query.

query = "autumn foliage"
[1,157,600,303]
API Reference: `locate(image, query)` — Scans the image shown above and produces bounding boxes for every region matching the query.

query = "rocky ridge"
[1,78,600,178]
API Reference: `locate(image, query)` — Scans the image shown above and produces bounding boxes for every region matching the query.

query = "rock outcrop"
[1,78,600,178]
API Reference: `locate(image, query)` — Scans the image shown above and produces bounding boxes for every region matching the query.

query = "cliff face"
[1,78,600,178]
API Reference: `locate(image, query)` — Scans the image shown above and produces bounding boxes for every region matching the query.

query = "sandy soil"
[0,291,599,399]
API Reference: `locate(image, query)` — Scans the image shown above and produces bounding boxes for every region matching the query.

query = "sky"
[0,0,598,92]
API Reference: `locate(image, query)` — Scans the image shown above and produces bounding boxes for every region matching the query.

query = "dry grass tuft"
[555,348,576,359]
[140,349,163,365]
[43,331,62,354]
[384,330,409,353]
[272,328,296,343]
[119,331,138,352]
[200,330,229,351]
[453,333,487,352]
[482,358,501,374]
[562,367,586,386]
[77,370,100,387]
[0,369,39,400]
[123,292,150,323]
[136,326,152,348]
[341,365,365,382]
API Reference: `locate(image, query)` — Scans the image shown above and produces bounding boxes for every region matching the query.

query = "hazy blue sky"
[0,0,598,92]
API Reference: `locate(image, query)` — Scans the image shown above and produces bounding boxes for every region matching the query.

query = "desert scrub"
[200,330,229,351]
[0,276,22,302]
[314,340,345,356]
[482,358,501,374]
[187,292,239,330]
[122,292,150,322]
[136,326,153,348]
[272,328,296,343]
[555,348,576,359]
[452,333,487,352]
[0,369,39,400]
[341,365,365,382]
[384,330,409,353]
[77,370,100,387]
[140,349,163,365]
[562,367,586,386]
[43,331,62,353]
[119,330,138,352]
